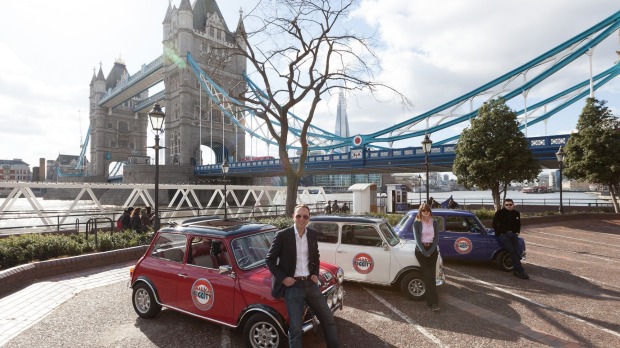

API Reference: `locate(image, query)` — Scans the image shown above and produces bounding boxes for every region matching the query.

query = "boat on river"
[522,185,554,193]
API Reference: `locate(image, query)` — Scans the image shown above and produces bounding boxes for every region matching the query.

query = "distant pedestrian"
[332,200,340,213]
[341,202,350,213]
[428,197,440,209]
[121,207,134,230]
[140,208,152,230]
[492,199,529,279]
[131,208,143,233]
[325,201,332,214]
[448,197,459,209]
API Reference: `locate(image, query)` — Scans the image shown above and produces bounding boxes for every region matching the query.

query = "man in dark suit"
[265,204,339,348]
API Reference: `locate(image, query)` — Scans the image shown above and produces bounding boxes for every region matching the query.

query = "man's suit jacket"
[265,226,321,298]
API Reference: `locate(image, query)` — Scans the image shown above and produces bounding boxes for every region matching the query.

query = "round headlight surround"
[336,267,344,284]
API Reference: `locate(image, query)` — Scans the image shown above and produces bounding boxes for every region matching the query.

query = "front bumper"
[301,283,344,333]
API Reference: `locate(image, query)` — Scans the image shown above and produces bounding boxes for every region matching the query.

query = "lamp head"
[555,146,566,162]
[148,104,166,133]
[221,159,229,174]
[421,134,432,154]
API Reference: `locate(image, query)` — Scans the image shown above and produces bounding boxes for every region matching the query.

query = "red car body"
[130,217,344,348]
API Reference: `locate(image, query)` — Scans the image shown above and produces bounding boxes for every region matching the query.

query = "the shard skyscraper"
[334,91,350,153]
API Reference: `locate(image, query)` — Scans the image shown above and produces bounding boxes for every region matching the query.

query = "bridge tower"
[88,60,149,179]
[161,0,246,166]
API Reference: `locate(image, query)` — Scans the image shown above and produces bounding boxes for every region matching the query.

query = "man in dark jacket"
[492,199,528,279]
[265,204,339,348]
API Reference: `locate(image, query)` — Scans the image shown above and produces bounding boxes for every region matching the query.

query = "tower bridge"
[83,1,620,182]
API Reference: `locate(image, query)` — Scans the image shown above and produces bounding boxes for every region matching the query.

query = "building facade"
[0,159,31,181]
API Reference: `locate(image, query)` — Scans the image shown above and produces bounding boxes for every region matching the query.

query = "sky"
[1,0,619,169]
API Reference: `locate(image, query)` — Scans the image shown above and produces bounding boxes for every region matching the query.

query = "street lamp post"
[221,159,229,220]
[555,146,566,215]
[418,174,422,206]
[148,104,166,231]
[421,134,433,204]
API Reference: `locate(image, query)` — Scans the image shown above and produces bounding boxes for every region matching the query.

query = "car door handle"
[337,250,347,254]
[178,273,189,278]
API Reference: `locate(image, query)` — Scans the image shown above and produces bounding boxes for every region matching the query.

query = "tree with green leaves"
[453,98,540,210]
[563,98,620,213]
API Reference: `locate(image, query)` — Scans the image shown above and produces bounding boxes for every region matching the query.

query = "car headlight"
[337,267,344,284]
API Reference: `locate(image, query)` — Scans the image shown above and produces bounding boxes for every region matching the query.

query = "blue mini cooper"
[393,209,526,271]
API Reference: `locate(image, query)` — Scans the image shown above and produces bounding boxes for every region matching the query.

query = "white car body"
[309,215,445,300]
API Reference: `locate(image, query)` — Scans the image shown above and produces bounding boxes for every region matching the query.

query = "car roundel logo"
[191,278,215,311]
[352,253,374,274]
[454,237,473,254]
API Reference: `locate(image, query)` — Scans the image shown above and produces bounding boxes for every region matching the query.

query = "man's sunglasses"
[295,214,310,220]
[505,203,513,206]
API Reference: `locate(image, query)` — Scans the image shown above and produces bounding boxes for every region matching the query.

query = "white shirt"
[293,225,310,277]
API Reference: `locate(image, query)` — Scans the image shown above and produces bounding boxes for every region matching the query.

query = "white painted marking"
[363,287,448,347]
[527,242,619,263]
[530,232,620,248]
[445,266,620,338]
[526,261,620,291]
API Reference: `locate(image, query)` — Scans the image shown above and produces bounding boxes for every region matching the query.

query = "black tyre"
[495,250,513,272]
[400,271,426,301]
[132,282,162,318]
[243,313,286,348]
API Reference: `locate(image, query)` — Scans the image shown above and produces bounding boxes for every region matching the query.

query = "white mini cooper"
[309,215,445,300]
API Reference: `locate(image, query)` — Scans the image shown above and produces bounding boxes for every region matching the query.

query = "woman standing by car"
[413,203,440,312]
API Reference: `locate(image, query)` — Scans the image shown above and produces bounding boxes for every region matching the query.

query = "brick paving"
[0,262,134,346]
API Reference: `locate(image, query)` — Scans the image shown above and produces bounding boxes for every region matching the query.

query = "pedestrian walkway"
[0,262,133,347]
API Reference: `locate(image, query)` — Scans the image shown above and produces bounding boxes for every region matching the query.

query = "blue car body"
[393,209,526,271]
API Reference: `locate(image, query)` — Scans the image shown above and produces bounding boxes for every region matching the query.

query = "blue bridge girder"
[98,55,165,111]
[194,135,569,177]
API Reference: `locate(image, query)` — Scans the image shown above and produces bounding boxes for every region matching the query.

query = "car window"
[188,237,229,269]
[151,232,187,263]
[395,214,413,230]
[378,222,399,246]
[435,216,445,232]
[341,224,382,247]
[444,216,472,233]
[308,222,339,243]
[231,231,276,269]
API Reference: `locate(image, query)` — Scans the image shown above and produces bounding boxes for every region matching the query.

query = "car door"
[336,223,391,284]
[308,222,339,264]
[142,232,188,307]
[439,215,490,260]
[176,237,237,324]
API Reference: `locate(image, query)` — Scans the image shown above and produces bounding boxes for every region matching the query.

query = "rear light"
[129,267,134,278]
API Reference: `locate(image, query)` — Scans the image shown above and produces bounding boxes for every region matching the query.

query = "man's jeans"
[284,279,339,348]
[498,232,524,272]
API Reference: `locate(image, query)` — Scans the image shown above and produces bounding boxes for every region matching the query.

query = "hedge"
[0,230,153,270]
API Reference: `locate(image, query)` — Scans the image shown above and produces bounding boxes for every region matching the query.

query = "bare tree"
[215,0,409,215]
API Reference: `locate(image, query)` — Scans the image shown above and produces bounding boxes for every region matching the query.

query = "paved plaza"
[1,216,619,347]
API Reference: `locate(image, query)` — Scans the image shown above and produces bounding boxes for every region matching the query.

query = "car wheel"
[495,250,513,272]
[132,282,162,318]
[243,313,285,348]
[400,272,426,301]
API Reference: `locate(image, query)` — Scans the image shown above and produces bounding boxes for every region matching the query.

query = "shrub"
[257,216,293,229]
[472,209,496,220]
[0,230,152,270]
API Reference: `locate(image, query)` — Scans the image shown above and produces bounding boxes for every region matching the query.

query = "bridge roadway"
[195,134,570,177]
[1,214,619,347]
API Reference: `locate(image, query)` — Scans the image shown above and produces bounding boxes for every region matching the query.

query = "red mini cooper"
[129,217,344,348]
